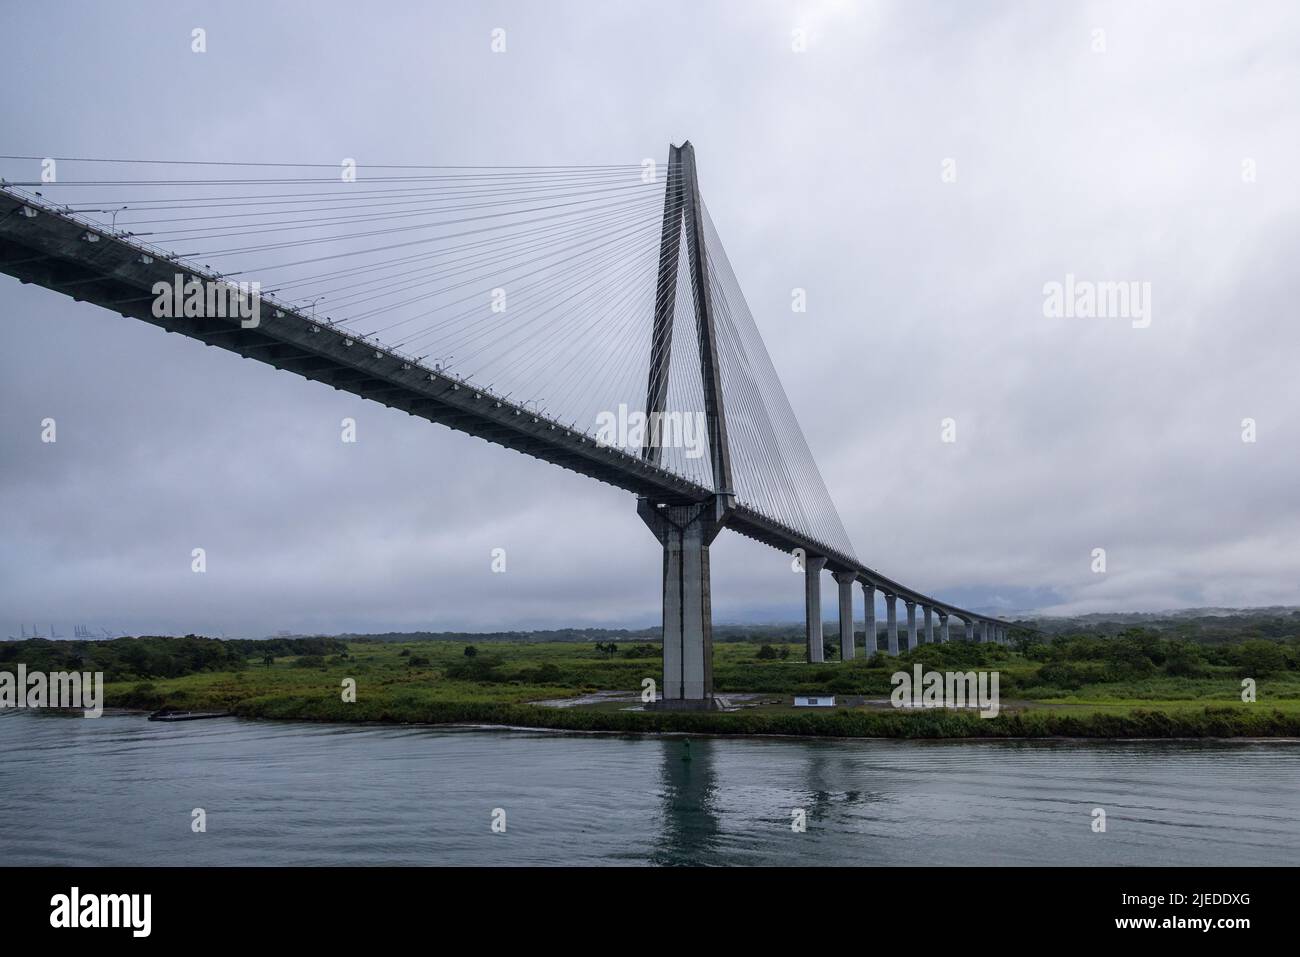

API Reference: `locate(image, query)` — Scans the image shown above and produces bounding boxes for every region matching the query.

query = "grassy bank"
[86,635,1300,739]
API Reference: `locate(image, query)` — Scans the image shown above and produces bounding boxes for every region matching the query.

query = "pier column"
[861,582,877,656]
[977,621,987,643]
[834,571,856,661]
[885,593,899,655]
[923,605,935,645]
[805,555,828,663]
[965,619,974,642]
[637,497,726,710]
[905,600,917,652]
[939,613,950,643]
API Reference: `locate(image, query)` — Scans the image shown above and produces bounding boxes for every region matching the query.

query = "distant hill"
[265,609,1300,645]
[272,623,809,644]
[1022,608,1300,641]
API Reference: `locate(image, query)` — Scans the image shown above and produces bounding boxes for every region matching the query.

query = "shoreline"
[74,705,1300,744]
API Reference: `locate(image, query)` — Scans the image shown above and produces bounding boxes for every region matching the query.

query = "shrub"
[621,643,661,659]
[1164,646,1205,677]
[515,663,563,684]
[442,655,507,683]
[1032,662,1105,690]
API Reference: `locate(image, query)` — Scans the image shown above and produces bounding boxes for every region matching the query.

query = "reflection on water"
[0,711,1297,866]
[654,738,721,865]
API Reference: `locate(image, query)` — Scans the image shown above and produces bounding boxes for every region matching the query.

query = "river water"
[1,711,1296,866]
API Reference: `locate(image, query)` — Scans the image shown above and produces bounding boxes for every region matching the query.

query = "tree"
[464,645,478,658]
[262,653,274,668]
[1164,644,1204,677]
[1236,640,1286,677]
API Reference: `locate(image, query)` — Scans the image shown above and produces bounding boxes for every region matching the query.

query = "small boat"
[148,708,231,722]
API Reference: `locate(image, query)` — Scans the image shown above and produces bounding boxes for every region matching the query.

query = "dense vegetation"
[0,635,346,681]
[5,615,1299,738]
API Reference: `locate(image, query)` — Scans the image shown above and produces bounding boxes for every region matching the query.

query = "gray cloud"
[3,0,1298,636]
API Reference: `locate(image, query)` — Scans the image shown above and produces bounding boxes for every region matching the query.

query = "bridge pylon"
[638,498,725,709]
[641,142,733,711]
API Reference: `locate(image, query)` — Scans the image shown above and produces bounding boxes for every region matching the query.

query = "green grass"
[98,639,1300,739]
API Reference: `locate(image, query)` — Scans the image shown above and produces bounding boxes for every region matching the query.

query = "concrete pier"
[805,555,828,663]
[862,581,877,656]
[965,619,974,642]
[939,613,950,643]
[923,605,935,645]
[885,593,898,655]
[834,571,856,661]
[905,600,917,652]
[637,498,725,710]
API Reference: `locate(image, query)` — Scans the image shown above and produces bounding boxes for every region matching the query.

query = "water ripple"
[0,714,1297,865]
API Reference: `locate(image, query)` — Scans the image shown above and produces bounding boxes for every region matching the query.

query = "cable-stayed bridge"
[0,144,1009,709]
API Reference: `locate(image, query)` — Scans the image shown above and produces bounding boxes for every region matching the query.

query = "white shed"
[793,695,836,708]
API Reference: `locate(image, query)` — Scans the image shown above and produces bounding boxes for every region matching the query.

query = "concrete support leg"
[977,621,987,643]
[905,601,917,652]
[805,555,828,663]
[862,582,877,656]
[834,572,856,661]
[924,605,935,645]
[638,498,725,711]
[885,593,899,655]
[940,614,950,644]
[965,619,974,642]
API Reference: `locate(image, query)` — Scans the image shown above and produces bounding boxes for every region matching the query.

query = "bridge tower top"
[642,142,733,510]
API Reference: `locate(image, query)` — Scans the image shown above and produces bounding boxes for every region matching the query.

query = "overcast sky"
[2,1,1299,637]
